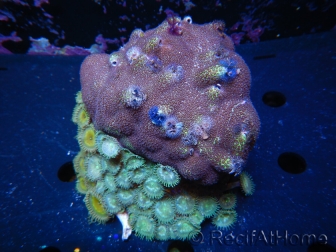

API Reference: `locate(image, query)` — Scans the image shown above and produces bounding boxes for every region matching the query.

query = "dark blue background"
[0,31,335,252]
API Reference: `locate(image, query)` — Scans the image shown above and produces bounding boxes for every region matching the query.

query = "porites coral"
[79,17,260,185]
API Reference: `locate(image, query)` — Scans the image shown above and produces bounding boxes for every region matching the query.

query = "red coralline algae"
[80,16,260,185]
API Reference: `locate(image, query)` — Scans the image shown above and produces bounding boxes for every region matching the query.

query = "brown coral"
[80,17,260,185]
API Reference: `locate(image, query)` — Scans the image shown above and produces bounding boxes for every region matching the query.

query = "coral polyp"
[189,210,204,226]
[181,131,198,146]
[76,176,88,194]
[101,158,120,175]
[115,169,132,189]
[197,197,219,218]
[103,193,123,214]
[85,155,103,181]
[212,210,237,230]
[190,116,213,140]
[96,132,121,159]
[73,151,86,176]
[72,103,90,128]
[134,215,156,241]
[78,126,97,153]
[95,180,106,195]
[240,171,255,196]
[154,199,175,224]
[198,65,228,86]
[156,225,170,241]
[136,191,154,209]
[167,15,183,35]
[156,164,180,187]
[207,84,223,100]
[117,189,136,206]
[104,173,117,192]
[199,116,213,134]
[75,91,83,104]
[142,176,164,199]
[228,157,245,175]
[175,195,196,215]
[85,191,110,223]
[144,36,162,53]
[146,55,163,73]
[219,193,237,210]
[173,219,200,240]
[129,165,151,184]
[122,151,145,169]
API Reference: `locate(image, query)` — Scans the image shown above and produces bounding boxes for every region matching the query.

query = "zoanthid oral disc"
[136,191,154,209]
[96,132,121,159]
[156,225,170,241]
[121,149,145,170]
[78,125,97,153]
[156,164,180,187]
[142,176,164,199]
[240,171,255,196]
[175,195,196,215]
[104,173,117,192]
[189,210,204,226]
[85,155,103,181]
[117,189,137,206]
[84,179,96,192]
[218,193,237,210]
[115,169,132,189]
[103,192,123,214]
[73,151,87,176]
[134,215,156,241]
[212,210,237,230]
[154,199,175,224]
[197,197,218,218]
[95,180,106,194]
[72,103,90,128]
[75,91,83,104]
[127,204,140,216]
[76,176,88,194]
[128,165,151,184]
[85,191,110,223]
[173,219,200,240]
[101,158,120,175]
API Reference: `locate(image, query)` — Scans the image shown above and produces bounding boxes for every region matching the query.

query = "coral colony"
[72,16,260,241]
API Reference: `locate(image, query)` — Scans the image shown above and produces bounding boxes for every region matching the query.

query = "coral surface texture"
[80,16,260,185]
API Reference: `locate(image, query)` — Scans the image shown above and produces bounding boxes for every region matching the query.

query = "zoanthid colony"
[72,93,255,241]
